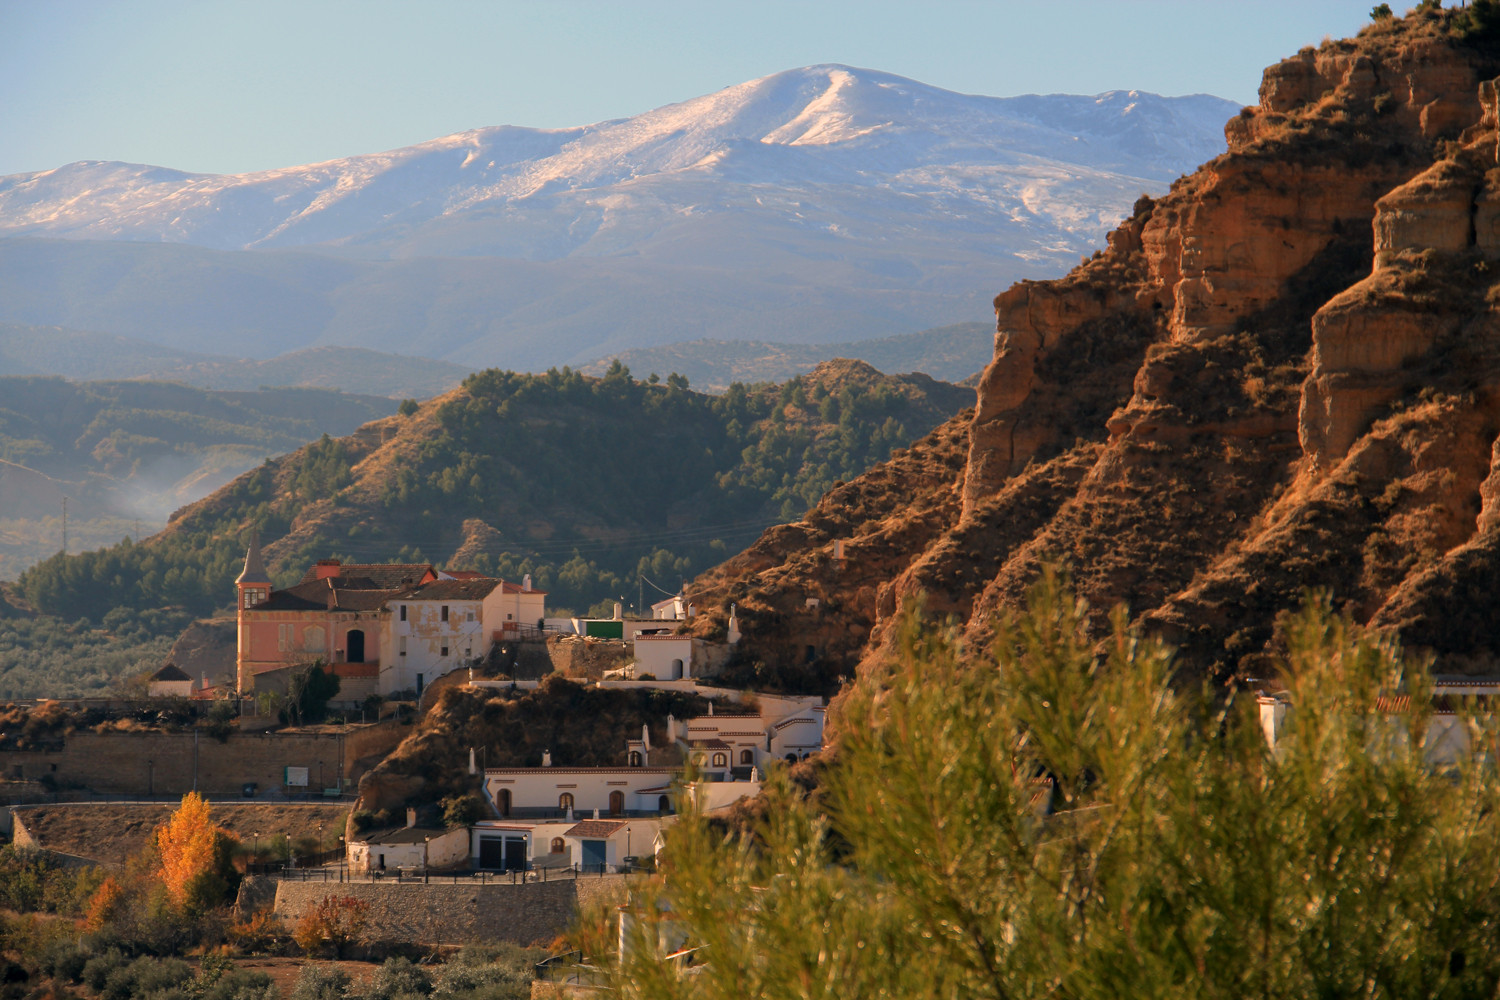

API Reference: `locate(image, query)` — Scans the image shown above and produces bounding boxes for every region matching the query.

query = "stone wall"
[0,722,406,798]
[273,873,632,945]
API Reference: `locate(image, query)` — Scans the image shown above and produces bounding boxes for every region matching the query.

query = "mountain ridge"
[676,8,1500,690]
[0,67,1237,371]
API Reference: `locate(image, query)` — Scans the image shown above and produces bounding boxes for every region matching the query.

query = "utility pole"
[60,496,68,555]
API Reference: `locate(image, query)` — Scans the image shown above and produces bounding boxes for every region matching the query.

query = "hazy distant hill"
[14,360,973,626]
[0,378,397,578]
[0,324,469,399]
[582,322,993,391]
[0,67,1237,369]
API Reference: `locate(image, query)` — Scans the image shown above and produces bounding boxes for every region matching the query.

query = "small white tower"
[727,603,741,645]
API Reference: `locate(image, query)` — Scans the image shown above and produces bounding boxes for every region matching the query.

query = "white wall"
[384,598,486,695]
[485,768,679,816]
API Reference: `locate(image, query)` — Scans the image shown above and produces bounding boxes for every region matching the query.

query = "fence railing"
[270,862,645,883]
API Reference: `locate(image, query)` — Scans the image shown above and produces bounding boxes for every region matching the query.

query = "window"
[277,624,293,651]
[658,795,672,814]
[303,625,324,652]
[712,752,728,768]
[441,605,449,622]
[550,837,565,854]
[740,749,754,766]
[559,792,574,811]
[466,611,475,622]
[399,636,407,657]
[399,605,407,622]
[441,644,449,657]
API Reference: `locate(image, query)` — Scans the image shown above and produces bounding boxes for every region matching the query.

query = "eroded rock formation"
[684,9,1500,688]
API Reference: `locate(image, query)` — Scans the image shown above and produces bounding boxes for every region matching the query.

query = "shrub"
[290,964,351,1000]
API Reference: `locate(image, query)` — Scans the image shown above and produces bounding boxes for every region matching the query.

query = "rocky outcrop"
[683,10,1500,693]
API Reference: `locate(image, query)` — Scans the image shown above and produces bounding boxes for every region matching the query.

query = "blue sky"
[1,0,1380,177]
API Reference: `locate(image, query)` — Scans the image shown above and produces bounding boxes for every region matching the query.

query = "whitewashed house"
[563,818,662,870]
[147,663,196,698]
[347,818,470,873]
[384,576,546,696]
[484,766,682,819]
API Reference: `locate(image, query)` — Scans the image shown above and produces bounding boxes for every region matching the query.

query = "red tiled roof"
[297,563,437,588]
[565,820,628,838]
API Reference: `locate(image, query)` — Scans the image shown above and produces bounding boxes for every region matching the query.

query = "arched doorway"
[739,749,754,766]
[609,790,625,816]
[346,629,366,663]
[498,788,511,817]
[658,795,672,814]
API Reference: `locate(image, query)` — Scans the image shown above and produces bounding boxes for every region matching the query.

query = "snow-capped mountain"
[0,67,1239,370]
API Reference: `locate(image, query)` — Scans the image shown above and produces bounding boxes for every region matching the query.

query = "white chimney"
[728,603,741,645]
[642,724,650,753]
[523,574,532,592]
[613,601,623,620]
[593,807,600,820]
[469,748,476,775]
[405,808,416,829]
[542,749,553,767]
[666,714,677,742]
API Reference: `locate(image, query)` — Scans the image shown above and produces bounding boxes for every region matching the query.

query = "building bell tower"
[235,531,271,695]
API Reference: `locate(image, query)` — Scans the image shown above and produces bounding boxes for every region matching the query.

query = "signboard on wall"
[285,766,309,787]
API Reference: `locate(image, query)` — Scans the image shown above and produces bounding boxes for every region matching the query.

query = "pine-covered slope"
[13,361,972,624]
[681,7,1500,687]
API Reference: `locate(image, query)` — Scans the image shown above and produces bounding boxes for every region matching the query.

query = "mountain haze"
[0,68,1238,370]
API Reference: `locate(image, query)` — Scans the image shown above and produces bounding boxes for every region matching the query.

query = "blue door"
[581,839,607,869]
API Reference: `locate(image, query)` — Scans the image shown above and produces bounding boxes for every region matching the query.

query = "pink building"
[235,535,435,695]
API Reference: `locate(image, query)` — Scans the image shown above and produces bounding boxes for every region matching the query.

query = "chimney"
[522,574,532,592]
[666,714,677,742]
[613,602,623,620]
[542,749,553,767]
[642,724,650,754]
[314,559,342,580]
[469,748,476,775]
[405,808,416,829]
[593,807,600,820]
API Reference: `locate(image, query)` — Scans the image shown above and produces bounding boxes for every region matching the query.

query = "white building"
[384,577,547,696]
[564,818,661,870]
[147,663,197,698]
[347,823,470,873]
[484,767,682,819]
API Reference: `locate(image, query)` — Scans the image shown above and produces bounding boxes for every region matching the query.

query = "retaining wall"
[273,873,631,945]
[0,722,405,798]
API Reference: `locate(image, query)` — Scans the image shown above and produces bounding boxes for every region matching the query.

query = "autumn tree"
[293,894,372,958]
[154,792,240,912]
[82,875,125,932]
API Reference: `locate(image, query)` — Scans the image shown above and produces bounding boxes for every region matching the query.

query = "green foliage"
[0,609,182,699]
[1371,2,1392,18]
[18,365,966,635]
[282,664,341,727]
[618,576,1500,998]
[289,964,351,1000]
[441,793,484,828]
[0,845,105,915]
[398,399,419,417]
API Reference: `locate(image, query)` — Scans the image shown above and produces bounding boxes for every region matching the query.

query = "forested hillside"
[0,378,398,577]
[14,360,971,631]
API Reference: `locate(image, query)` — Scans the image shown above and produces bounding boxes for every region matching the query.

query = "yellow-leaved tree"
[154,792,240,912]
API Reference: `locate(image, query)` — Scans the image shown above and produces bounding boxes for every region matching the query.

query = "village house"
[624,695,825,774]
[234,537,546,699]
[384,576,546,697]
[235,536,437,696]
[347,809,471,873]
[147,663,197,698]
